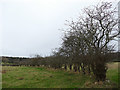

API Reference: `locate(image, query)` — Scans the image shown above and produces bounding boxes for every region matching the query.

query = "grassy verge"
[106,62,119,87]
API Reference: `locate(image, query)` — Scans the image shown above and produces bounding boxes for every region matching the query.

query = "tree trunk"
[94,62,106,81]
[81,64,85,74]
[74,65,77,72]
[78,66,80,72]
[69,64,72,70]
[88,65,91,74]
[64,64,67,70]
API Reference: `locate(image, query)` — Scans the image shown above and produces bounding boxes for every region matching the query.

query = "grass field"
[2,62,119,88]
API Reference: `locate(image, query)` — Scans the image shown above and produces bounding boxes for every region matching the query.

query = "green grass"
[2,66,92,88]
[106,62,119,86]
[2,62,119,88]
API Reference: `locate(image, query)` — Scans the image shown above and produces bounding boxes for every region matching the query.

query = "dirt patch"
[18,77,24,80]
[49,75,53,78]
[85,81,92,86]
[0,69,12,74]
[1,70,7,74]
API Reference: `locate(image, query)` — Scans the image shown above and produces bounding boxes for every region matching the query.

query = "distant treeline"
[1,52,119,66]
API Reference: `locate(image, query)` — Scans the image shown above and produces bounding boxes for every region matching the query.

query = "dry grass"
[107,62,119,69]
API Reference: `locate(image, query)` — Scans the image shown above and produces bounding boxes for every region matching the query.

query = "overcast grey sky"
[0,0,119,57]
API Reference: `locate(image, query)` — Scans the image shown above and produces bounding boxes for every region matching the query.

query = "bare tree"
[60,2,119,81]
